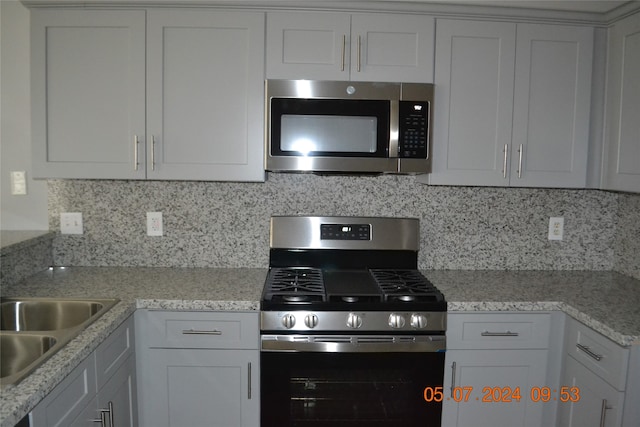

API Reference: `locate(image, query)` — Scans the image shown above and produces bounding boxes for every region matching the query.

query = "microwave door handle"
[389,100,399,158]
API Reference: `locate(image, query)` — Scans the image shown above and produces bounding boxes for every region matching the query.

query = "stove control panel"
[262,311,446,333]
[320,223,370,240]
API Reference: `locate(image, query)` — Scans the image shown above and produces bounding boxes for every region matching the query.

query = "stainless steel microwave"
[265,79,434,174]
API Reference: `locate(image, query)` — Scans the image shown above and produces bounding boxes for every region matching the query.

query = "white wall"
[0,0,48,230]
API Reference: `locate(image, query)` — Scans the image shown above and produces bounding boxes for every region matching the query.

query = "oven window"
[262,352,444,426]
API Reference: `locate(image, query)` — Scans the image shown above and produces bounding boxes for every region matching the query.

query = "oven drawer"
[564,317,629,390]
[447,312,551,349]
[145,311,259,350]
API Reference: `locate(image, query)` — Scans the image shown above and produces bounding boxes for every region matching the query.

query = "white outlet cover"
[147,212,163,236]
[10,171,27,195]
[548,217,564,241]
[60,212,83,234]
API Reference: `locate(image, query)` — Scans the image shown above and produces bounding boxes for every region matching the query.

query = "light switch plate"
[61,212,83,234]
[10,171,27,195]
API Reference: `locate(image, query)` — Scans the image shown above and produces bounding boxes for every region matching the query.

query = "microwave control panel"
[398,101,429,158]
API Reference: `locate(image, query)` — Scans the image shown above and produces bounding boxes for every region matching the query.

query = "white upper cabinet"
[31,9,265,182]
[146,10,265,181]
[602,12,640,193]
[429,19,594,188]
[512,24,593,188]
[429,20,517,186]
[31,10,146,180]
[266,12,434,82]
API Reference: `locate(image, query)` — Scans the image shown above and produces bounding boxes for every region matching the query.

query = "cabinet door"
[266,12,351,80]
[558,355,625,427]
[350,14,434,82]
[442,349,548,427]
[146,10,265,181]
[602,12,640,193]
[429,19,517,186]
[97,355,138,427]
[511,24,593,188]
[30,355,97,427]
[143,349,259,427]
[31,10,146,179]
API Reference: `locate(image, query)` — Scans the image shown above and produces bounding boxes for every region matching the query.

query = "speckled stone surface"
[1,266,639,427]
[0,231,54,290]
[615,193,640,280]
[48,177,630,272]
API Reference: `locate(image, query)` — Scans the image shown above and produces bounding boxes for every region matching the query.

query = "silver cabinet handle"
[341,34,346,71]
[503,144,508,178]
[576,343,603,361]
[357,35,362,72]
[248,362,252,399]
[92,412,107,426]
[517,143,523,178]
[150,135,156,171]
[133,135,140,171]
[107,401,114,427]
[182,329,222,335]
[481,331,520,337]
[450,361,456,398]
[600,399,611,427]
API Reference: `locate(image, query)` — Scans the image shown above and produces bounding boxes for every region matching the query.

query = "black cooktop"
[261,267,446,311]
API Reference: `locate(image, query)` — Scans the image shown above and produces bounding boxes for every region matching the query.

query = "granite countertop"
[0,231,54,254]
[1,266,639,427]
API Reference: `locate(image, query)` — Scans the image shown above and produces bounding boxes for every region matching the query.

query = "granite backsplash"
[47,174,638,276]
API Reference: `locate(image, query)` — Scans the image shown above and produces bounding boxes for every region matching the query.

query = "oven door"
[261,334,445,427]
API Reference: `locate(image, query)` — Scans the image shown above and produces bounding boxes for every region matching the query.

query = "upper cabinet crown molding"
[20,0,640,26]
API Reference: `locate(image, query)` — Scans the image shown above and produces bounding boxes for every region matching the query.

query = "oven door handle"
[261,335,446,353]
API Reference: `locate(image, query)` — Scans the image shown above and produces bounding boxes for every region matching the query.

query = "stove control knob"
[346,313,363,329]
[281,314,296,329]
[304,314,319,329]
[388,313,406,329]
[410,314,428,329]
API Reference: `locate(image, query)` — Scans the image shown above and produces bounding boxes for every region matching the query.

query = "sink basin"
[0,333,57,382]
[1,299,105,331]
[0,297,119,386]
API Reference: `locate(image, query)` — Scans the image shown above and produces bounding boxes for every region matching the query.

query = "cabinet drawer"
[447,312,551,349]
[565,317,629,390]
[146,311,259,349]
[96,315,135,389]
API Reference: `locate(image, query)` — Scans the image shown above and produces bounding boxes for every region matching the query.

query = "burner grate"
[370,269,443,302]
[264,267,325,302]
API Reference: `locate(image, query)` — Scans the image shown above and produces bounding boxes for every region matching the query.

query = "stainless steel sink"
[0,297,119,386]
[0,333,57,382]
[1,299,106,331]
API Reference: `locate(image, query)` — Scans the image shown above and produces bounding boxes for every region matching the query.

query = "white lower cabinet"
[30,315,137,427]
[135,310,259,427]
[558,355,625,427]
[442,312,554,427]
[558,317,631,427]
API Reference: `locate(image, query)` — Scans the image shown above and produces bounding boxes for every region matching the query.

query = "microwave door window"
[281,115,377,154]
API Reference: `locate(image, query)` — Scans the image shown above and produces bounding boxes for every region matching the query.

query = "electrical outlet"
[548,217,564,241]
[60,212,83,234]
[10,171,27,195]
[147,212,163,236]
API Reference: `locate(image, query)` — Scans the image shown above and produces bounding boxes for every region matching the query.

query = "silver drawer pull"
[576,343,603,361]
[481,331,519,337]
[182,329,222,335]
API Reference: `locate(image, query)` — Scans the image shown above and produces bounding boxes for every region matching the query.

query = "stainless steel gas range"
[260,216,447,426]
